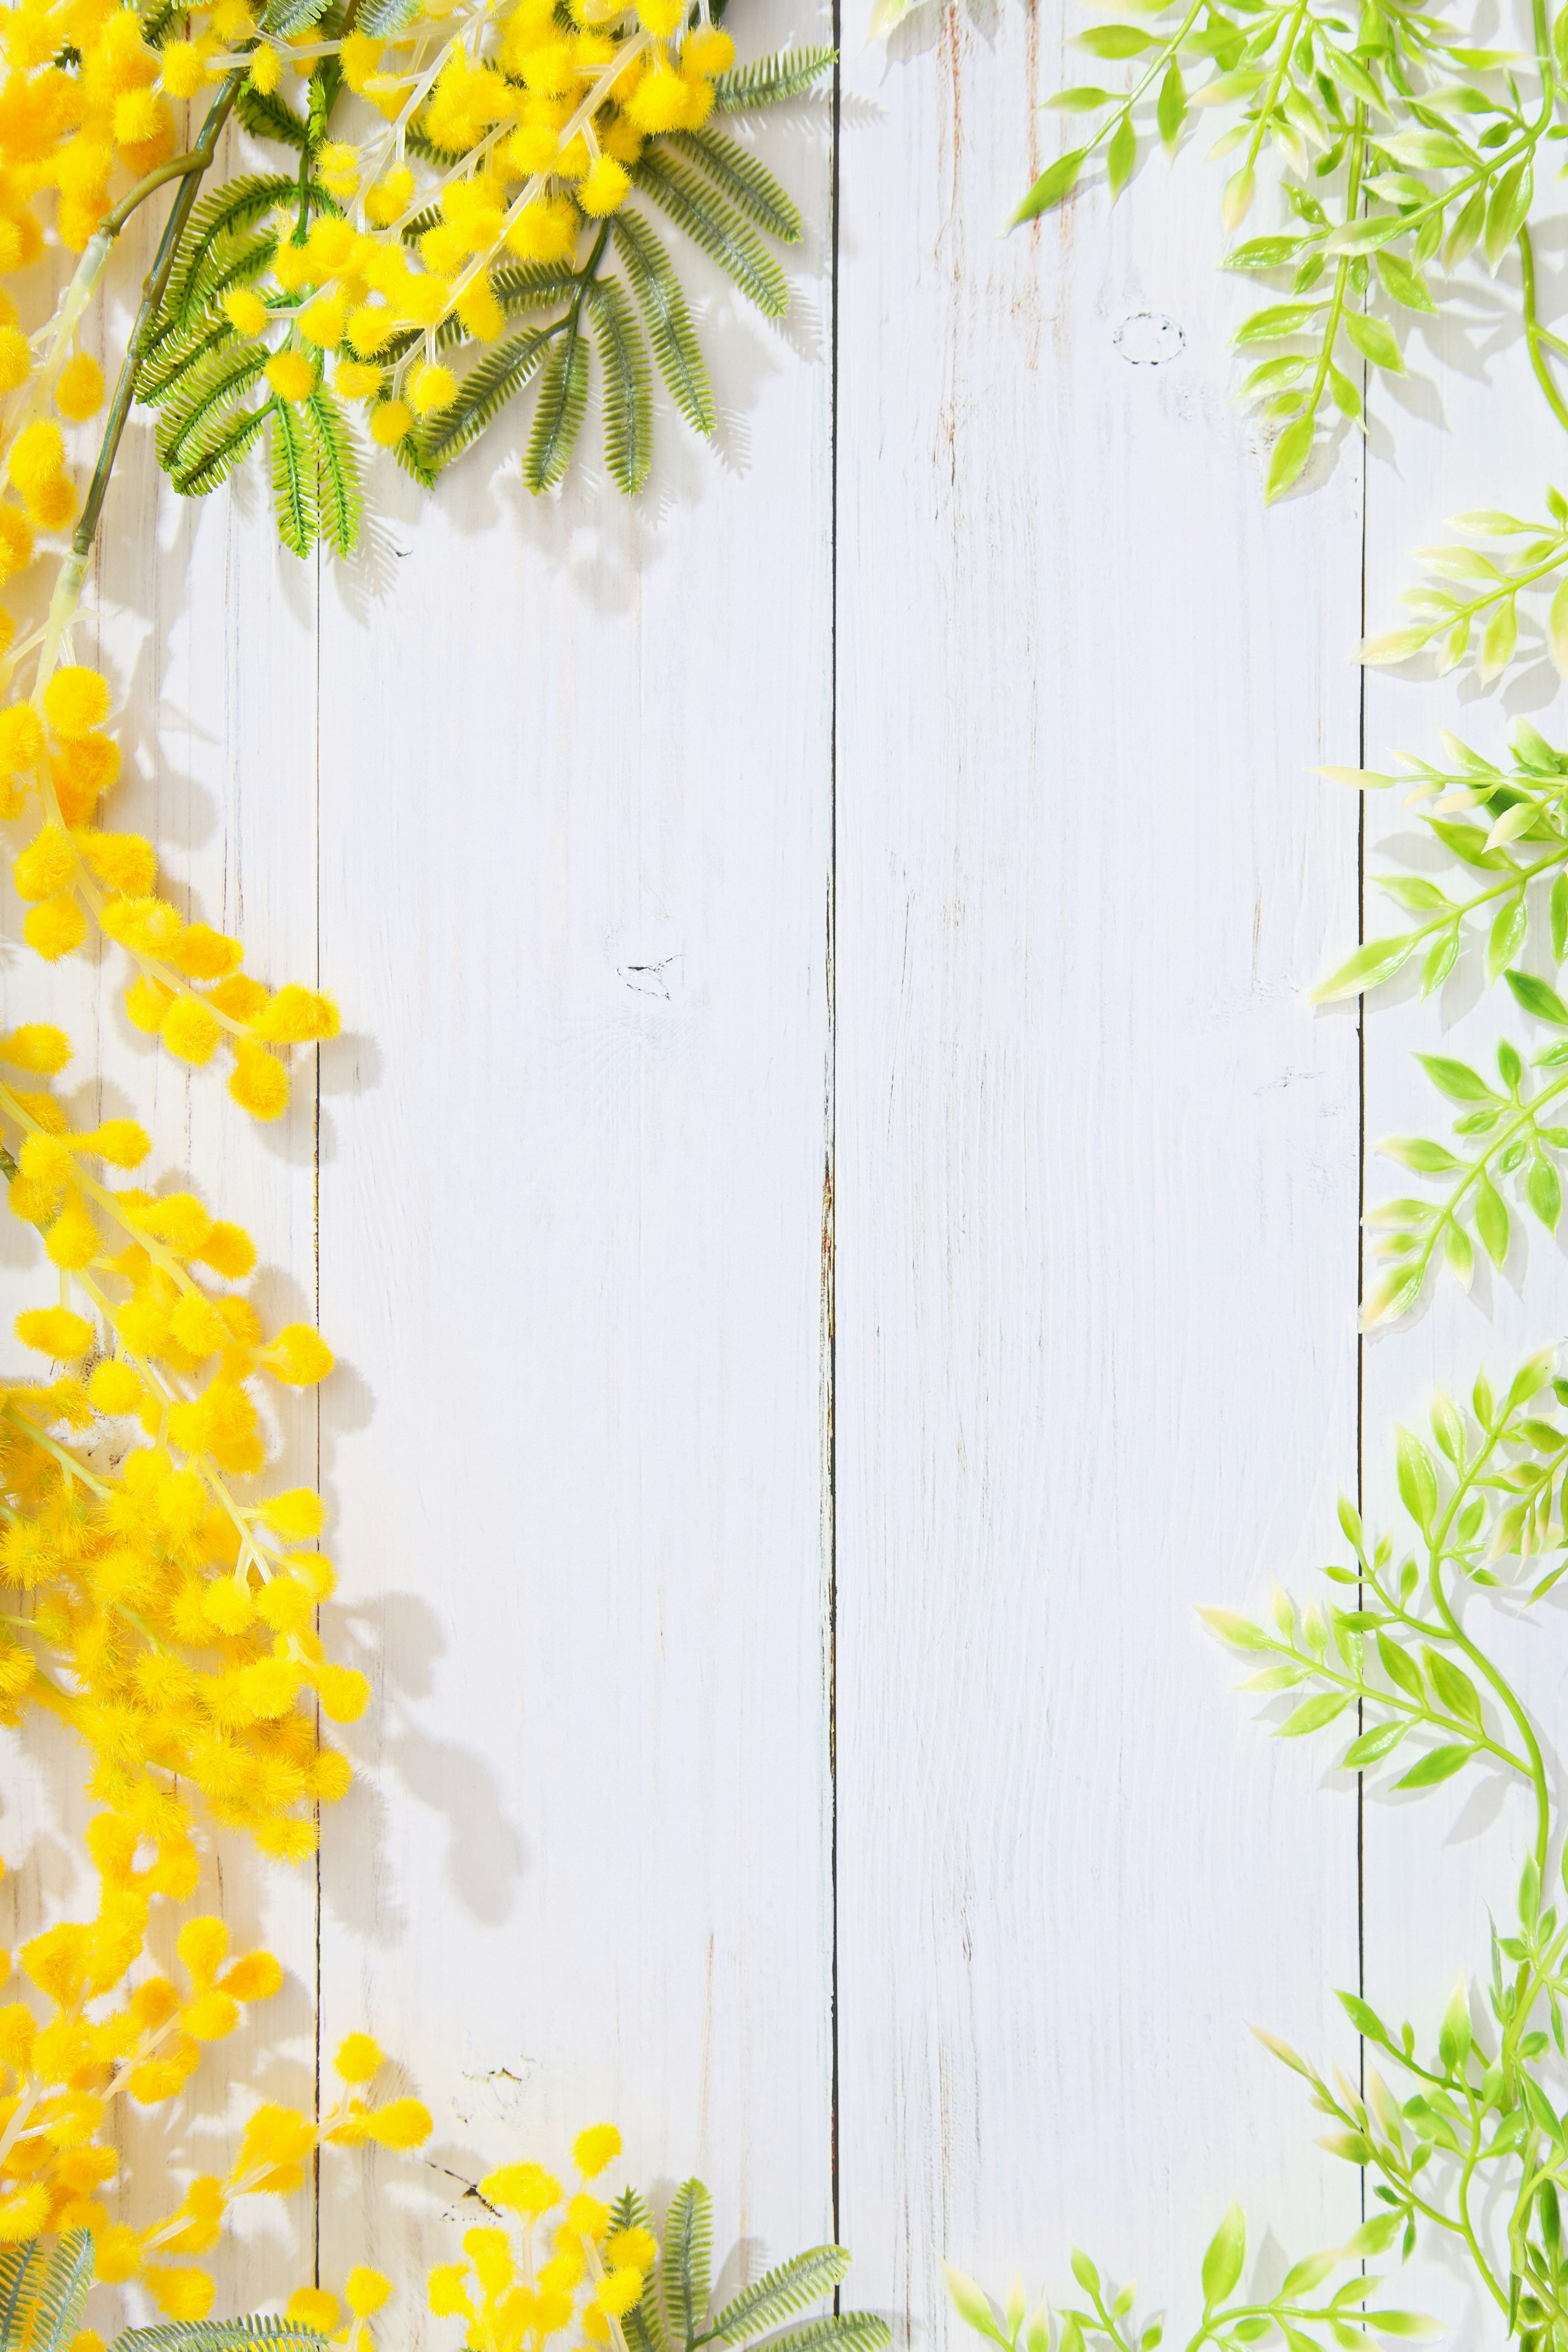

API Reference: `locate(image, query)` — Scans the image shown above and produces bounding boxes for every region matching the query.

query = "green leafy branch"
[1016,0,1565,496]
[1360,496,1568,686]
[619,2182,889,2352]
[1360,979,1568,1323]
[1314,721,1568,1007]
[948,2206,1436,2352]
[136,42,829,545]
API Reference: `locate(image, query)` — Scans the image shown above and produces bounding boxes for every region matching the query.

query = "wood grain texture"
[3,16,1550,2351]
[834,12,1365,2343]
[311,0,837,2302]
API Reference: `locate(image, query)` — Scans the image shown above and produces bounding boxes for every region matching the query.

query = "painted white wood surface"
[1,8,1558,2352]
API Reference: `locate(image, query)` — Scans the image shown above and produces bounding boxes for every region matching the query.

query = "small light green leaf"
[1479,598,1519,682]
[1011,150,1085,226]
[1276,1693,1351,1737]
[1395,1429,1438,1532]
[1196,1607,1270,1651]
[1487,896,1528,982]
[1394,1744,1473,1790]
[1069,2251,1100,2301]
[1075,22,1152,53]
[1265,414,1314,503]
[1549,577,1568,678]
[1376,1630,1423,1702]
[1476,1173,1510,1267]
[1416,1053,1492,1102]
[1201,2205,1246,2309]
[1506,968,1568,1026]
[1529,1153,1563,1230]
[1344,312,1404,373]
[1311,935,1415,1001]
[1343,1720,1408,1767]
[1359,627,1434,666]
[945,2272,1007,2349]
[1374,250,1436,313]
[1107,112,1136,198]
[1156,62,1186,146]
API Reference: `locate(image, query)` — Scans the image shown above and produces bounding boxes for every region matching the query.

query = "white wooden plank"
[1358,270,1568,2349]
[835,21,1365,2345]
[312,19,837,2306]
[0,149,323,2316]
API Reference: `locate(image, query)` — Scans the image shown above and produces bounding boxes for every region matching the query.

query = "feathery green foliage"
[1018,0,1568,501]
[132,29,831,547]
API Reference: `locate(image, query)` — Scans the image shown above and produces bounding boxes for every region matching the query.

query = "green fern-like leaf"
[711,44,834,109]
[171,401,268,495]
[165,174,298,319]
[28,2232,94,2352]
[711,2251,853,2346]
[156,341,268,466]
[303,386,363,555]
[660,2181,714,2352]
[668,127,801,243]
[522,311,589,492]
[631,153,790,316]
[589,277,651,494]
[0,2244,43,2350]
[415,322,556,470]
[612,2187,670,2352]
[742,2316,888,2352]
[268,394,318,555]
[492,263,582,316]
[117,2323,332,2352]
[612,210,713,434]
[391,426,441,491]
[139,314,232,402]
[235,82,310,147]
[264,0,331,31]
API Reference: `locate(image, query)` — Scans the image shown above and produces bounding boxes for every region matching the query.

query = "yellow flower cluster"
[0,1025,367,1853]
[0,658,337,1120]
[206,0,735,440]
[428,2126,659,2352]
[0,0,180,258]
[0,1874,431,2320]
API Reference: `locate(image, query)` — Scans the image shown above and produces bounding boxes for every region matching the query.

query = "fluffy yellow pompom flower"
[369,397,412,447]
[483,2160,562,2217]
[13,822,77,902]
[44,666,111,737]
[160,36,209,96]
[161,995,222,1067]
[265,351,316,402]
[0,325,28,393]
[345,2269,392,2318]
[573,2124,622,2179]
[408,362,456,419]
[287,2292,339,2333]
[578,155,630,216]
[16,1306,94,1360]
[682,24,735,72]
[144,2269,216,2322]
[8,419,63,497]
[334,2031,383,2083]
[229,1039,290,1118]
[223,287,270,336]
[55,354,105,419]
[24,895,88,959]
[0,704,42,771]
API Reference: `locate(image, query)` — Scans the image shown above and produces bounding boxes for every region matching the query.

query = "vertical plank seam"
[312,535,325,2289]
[827,0,842,2283]
[1355,341,1369,2219]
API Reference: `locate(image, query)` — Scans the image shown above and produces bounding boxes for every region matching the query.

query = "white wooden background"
[4,4,1568,2349]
